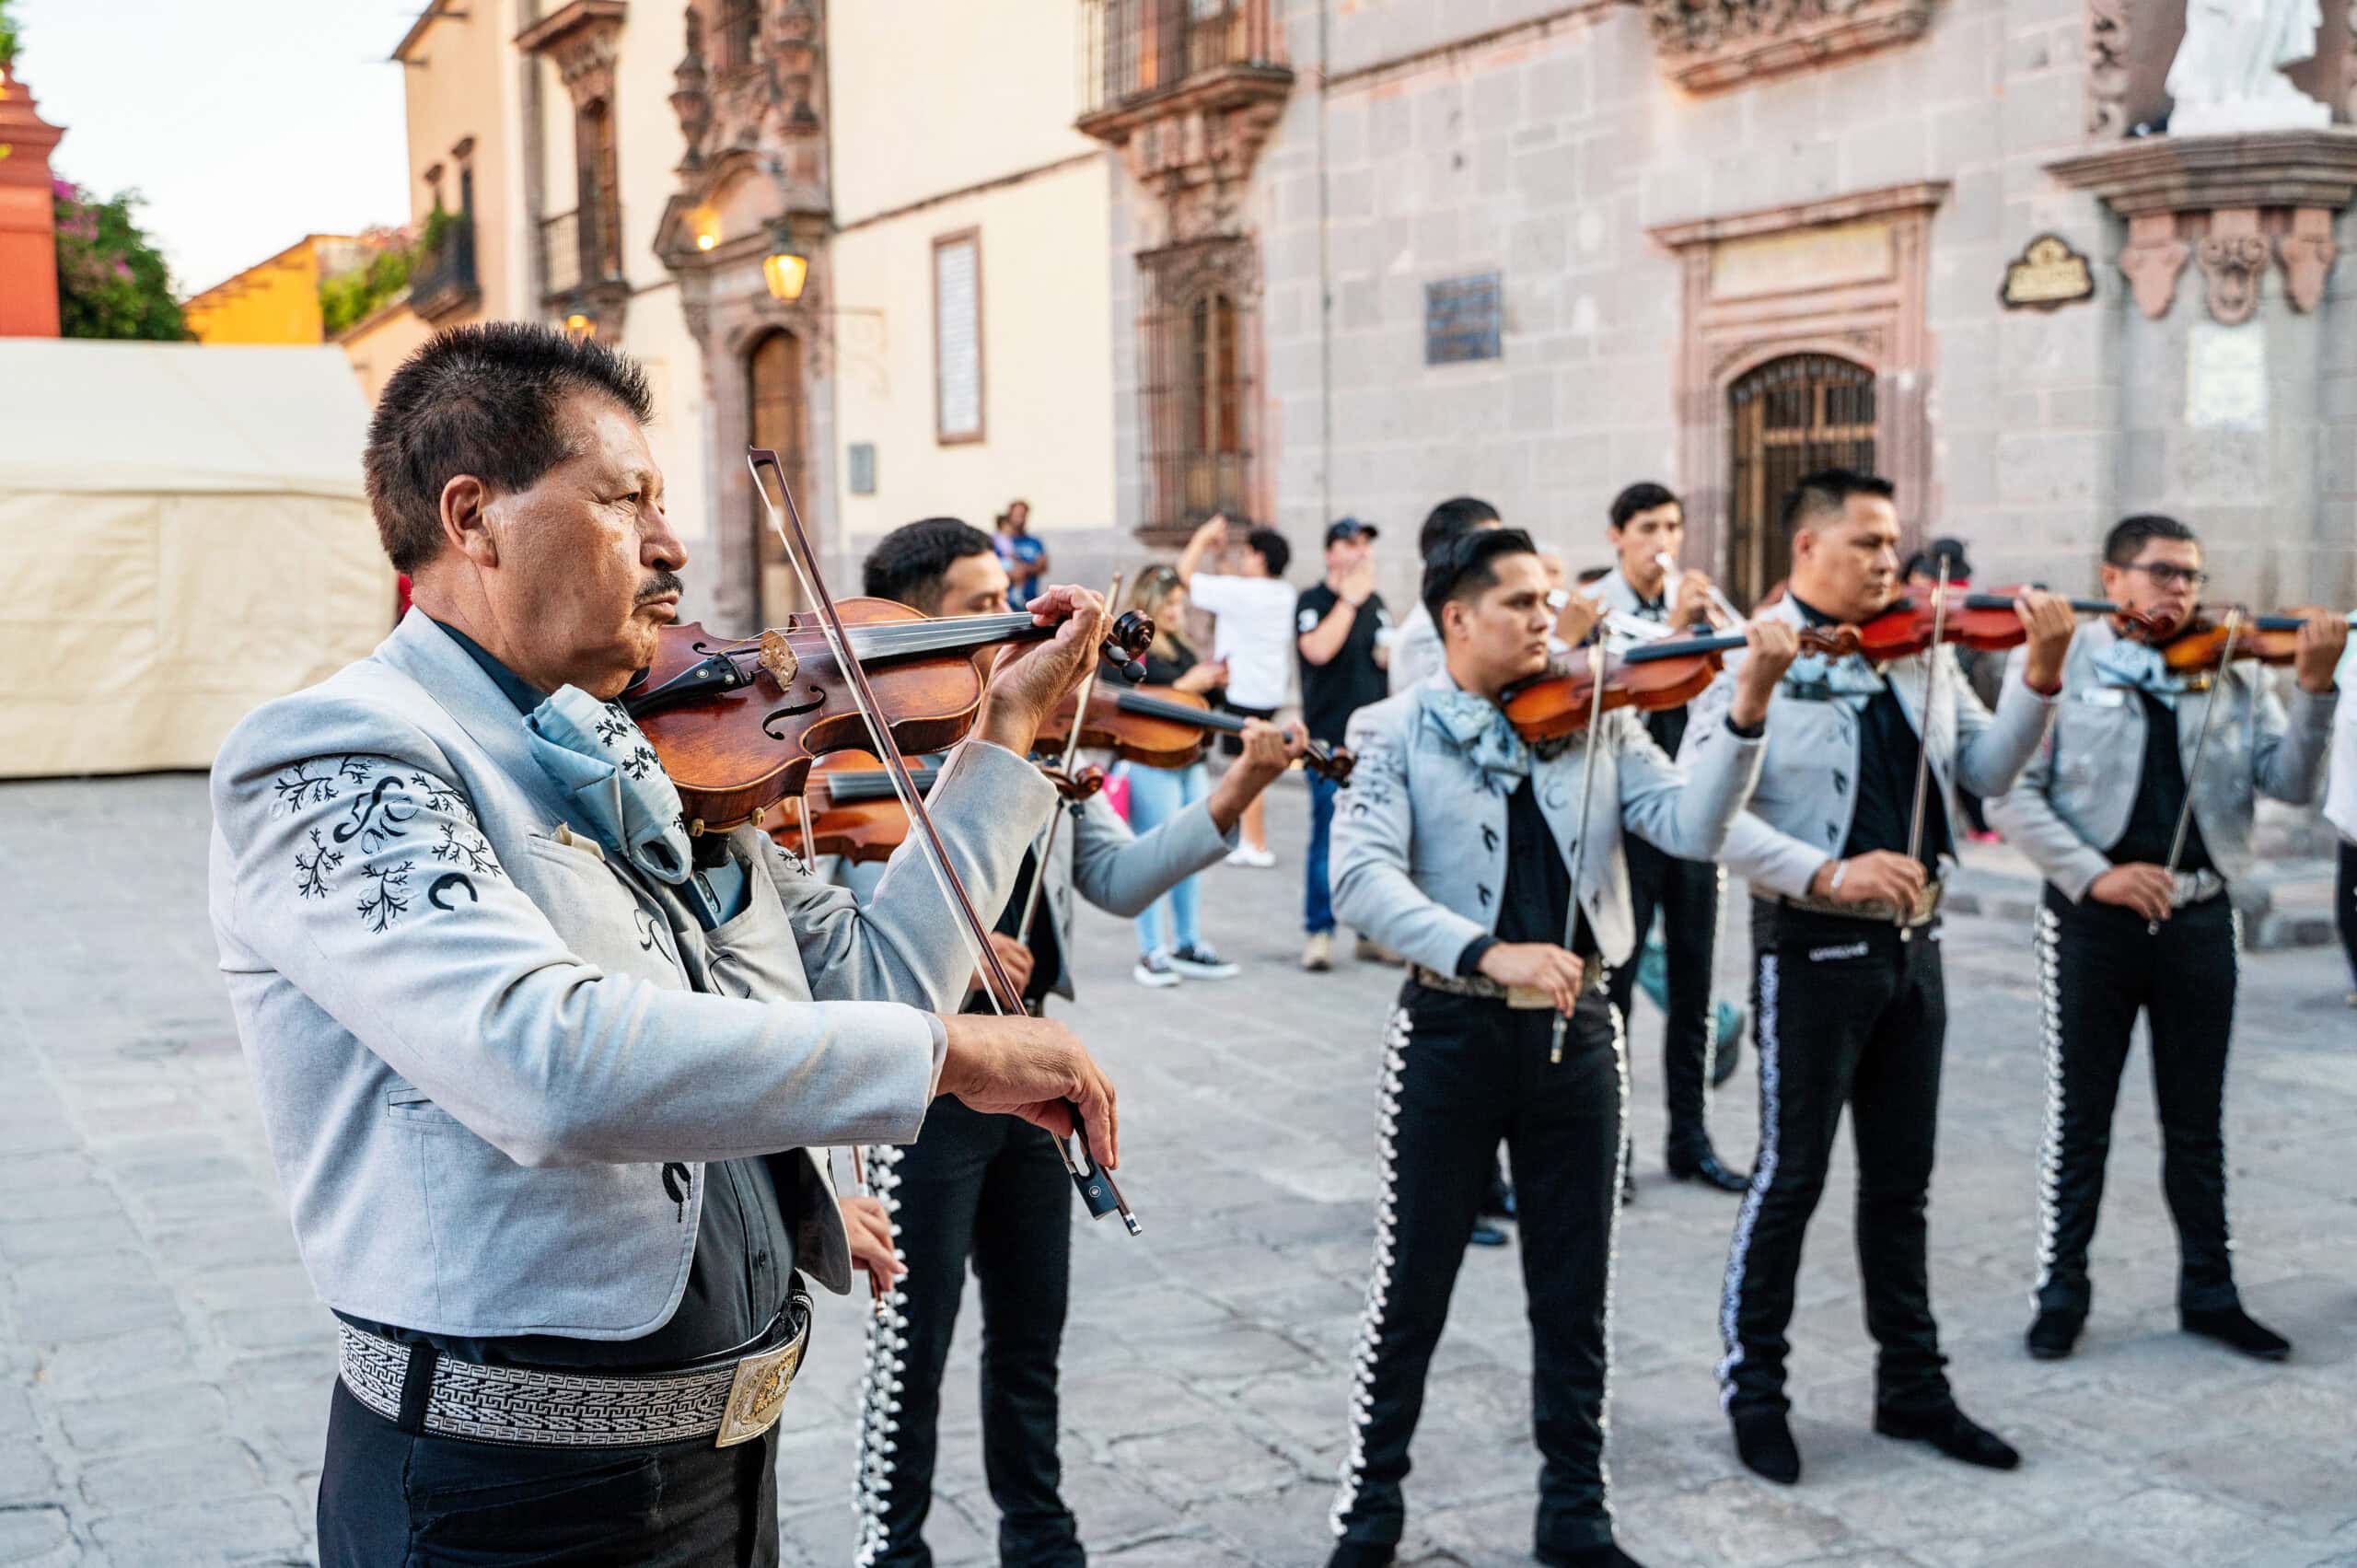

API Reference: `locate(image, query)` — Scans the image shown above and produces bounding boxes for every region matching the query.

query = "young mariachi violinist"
[1983,515,2344,1364]
[1325,527,1798,1568]
[1693,468,2078,1486]
[841,517,1303,1568]
[1590,482,1751,1194]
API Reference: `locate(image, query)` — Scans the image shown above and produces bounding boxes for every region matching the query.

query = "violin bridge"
[757,630,801,688]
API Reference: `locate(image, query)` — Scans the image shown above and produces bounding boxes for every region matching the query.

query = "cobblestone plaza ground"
[2,773,2352,1567]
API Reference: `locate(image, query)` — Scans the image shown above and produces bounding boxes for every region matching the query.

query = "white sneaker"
[1301,932,1333,971]
[1167,944,1240,980]
[1132,951,1181,988]
[1225,844,1277,869]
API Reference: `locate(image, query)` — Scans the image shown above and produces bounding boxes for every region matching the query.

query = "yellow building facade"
[183,235,369,345]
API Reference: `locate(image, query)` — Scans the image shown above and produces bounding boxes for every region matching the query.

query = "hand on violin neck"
[973,584,1113,754]
[1208,718,1300,830]
[2291,607,2349,691]
[1730,619,1802,727]
[2014,589,2077,689]
[935,1012,1120,1171]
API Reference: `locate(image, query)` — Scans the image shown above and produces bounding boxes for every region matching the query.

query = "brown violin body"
[2146,606,2318,675]
[769,753,1108,866]
[1036,683,1358,783]
[1504,625,1861,744]
[1850,586,2159,661]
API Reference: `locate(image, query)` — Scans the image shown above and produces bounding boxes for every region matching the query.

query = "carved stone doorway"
[1727,354,1878,605]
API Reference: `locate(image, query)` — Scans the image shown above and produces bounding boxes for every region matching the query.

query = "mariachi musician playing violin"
[1985,514,2343,1365]
[842,517,1304,1568]
[1697,468,2078,1488]
[1325,527,1797,1568]
[206,325,1124,1567]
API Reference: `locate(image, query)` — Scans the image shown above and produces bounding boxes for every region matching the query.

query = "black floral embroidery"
[661,1162,691,1222]
[594,712,631,749]
[406,772,470,818]
[271,761,340,814]
[294,829,344,900]
[334,775,418,854]
[337,756,373,786]
[621,745,658,782]
[430,820,502,876]
[356,860,413,933]
[426,873,479,911]
[633,908,662,952]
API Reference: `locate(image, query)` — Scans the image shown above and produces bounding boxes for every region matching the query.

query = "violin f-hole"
[761,686,829,739]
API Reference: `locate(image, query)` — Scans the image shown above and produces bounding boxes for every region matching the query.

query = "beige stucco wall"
[827,1,1101,225]
[339,301,437,406]
[399,0,528,319]
[830,157,1118,549]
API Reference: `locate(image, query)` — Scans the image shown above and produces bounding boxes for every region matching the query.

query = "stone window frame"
[1651,180,1947,590]
[933,228,986,447]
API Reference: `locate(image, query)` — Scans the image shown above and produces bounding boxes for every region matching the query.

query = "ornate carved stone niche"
[1645,0,1936,94]
[2047,129,2357,322]
[516,1,628,107]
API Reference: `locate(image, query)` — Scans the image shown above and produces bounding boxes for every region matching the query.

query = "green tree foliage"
[0,0,20,72]
[319,219,426,337]
[53,181,189,341]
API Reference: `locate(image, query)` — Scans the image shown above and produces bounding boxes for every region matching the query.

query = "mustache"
[637,571,685,603]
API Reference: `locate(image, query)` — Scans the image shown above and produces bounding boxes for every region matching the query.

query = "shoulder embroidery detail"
[294,829,344,900]
[356,860,414,933]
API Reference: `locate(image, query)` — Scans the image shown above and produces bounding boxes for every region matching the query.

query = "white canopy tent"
[0,341,391,777]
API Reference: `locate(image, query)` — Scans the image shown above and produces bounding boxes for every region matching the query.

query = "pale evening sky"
[14,0,416,298]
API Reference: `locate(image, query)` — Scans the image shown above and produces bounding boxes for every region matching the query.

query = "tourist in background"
[1177,511,1296,867]
[2332,628,2357,1007]
[995,498,1048,610]
[1296,517,1392,971]
[1121,564,1242,986]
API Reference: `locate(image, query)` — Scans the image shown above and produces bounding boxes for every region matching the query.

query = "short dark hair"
[1423,526,1538,628]
[1418,496,1502,564]
[1246,526,1292,578]
[863,517,995,611]
[2104,513,2200,566]
[364,321,654,575]
[1608,482,1680,530]
[1780,468,1896,538]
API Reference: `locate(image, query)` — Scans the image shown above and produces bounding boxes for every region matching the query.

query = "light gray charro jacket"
[843,787,1236,1000]
[1682,595,2058,898]
[1983,620,2338,902]
[207,612,1053,1340]
[1331,669,1765,971]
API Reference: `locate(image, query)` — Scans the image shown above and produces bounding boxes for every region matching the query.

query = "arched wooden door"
[749,330,808,624]
[1726,354,1876,607]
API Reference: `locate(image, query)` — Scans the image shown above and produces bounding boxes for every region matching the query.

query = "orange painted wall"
[0,67,65,337]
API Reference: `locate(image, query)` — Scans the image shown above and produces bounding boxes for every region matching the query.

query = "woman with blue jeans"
[1122,566,1243,987]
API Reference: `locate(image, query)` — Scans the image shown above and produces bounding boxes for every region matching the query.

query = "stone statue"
[2166,0,2329,134]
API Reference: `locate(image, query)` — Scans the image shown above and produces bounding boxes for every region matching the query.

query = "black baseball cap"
[1325,517,1380,545]
[1907,536,1973,580]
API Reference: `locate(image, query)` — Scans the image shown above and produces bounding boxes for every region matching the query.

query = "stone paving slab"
[2,772,2353,1567]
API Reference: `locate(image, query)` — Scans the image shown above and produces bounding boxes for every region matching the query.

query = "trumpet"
[1655,552,1745,628]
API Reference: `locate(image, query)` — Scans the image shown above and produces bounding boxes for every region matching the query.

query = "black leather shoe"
[1731,1409,1802,1484]
[2025,1307,2084,1361]
[1326,1545,1394,1568]
[1480,1179,1516,1220]
[1667,1144,1751,1193]
[1536,1542,1647,1567]
[1874,1404,2020,1470]
[2183,1305,2291,1362]
[1467,1222,1509,1249]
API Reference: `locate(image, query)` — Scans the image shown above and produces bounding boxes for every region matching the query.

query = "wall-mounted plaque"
[2000,234,2096,310]
[1425,273,1503,365]
[847,442,877,496]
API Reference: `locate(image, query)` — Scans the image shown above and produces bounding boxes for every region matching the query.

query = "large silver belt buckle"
[715,1334,805,1448]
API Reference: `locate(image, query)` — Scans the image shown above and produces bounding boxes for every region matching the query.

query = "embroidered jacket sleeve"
[1983,645,2124,903]
[1685,660,1835,899]
[1611,705,1764,863]
[212,710,942,1169]
[1949,647,2057,800]
[761,737,1058,1013]
[1329,702,1492,973]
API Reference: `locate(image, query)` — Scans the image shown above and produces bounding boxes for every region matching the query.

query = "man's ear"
[1788,526,1813,568]
[441,474,497,568]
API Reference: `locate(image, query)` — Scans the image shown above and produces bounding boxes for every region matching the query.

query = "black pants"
[2032,888,2241,1318]
[858,1095,1078,1568]
[2338,839,2357,993]
[319,1380,778,1567]
[1604,835,1724,1156]
[1331,985,1625,1557]
[1716,904,1951,1420]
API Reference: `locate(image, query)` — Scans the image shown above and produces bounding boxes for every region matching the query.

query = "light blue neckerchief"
[1426,686,1533,785]
[525,686,737,927]
[1781,649,1888,711]
[2092,635,2191,701]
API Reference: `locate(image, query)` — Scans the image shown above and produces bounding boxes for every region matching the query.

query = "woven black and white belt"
[338,1283,813,1449]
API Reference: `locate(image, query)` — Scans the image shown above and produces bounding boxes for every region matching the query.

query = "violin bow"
[1898,554,1955,942]
[744,451,1140,1237]
[1012,573,1120,942]
[2151,608,2240,936]
[1549,640,1611,1065]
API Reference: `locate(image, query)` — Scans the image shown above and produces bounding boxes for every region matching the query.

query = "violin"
[1503,624,1860,743]
[1036,683,1357,784]
[2136,606,2327,674]
[1849,585,2155,659]
[772,751,1107,865]
[622,600,1155,835]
